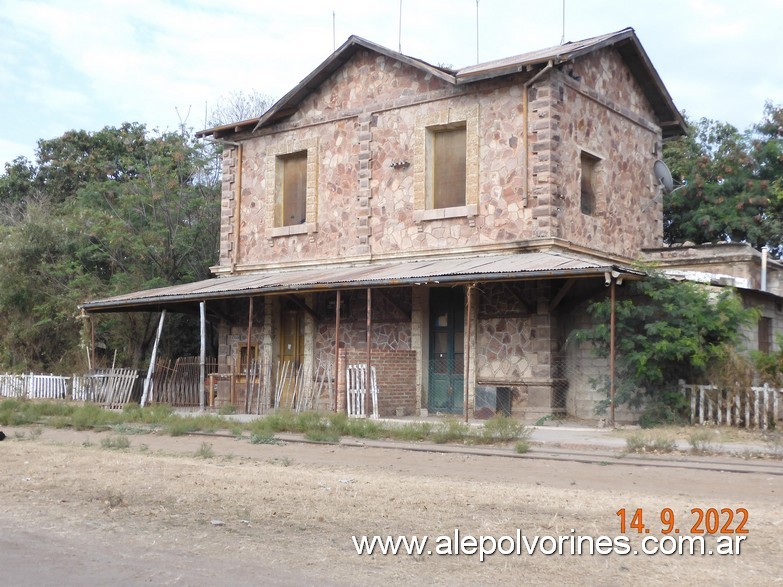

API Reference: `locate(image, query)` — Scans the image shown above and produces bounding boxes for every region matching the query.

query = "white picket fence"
[1,370,139,408]
[681,383,782,429]
[346,364,378,418]
[0,373,69,399]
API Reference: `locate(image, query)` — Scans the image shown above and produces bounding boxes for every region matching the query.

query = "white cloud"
[0,0,781,168]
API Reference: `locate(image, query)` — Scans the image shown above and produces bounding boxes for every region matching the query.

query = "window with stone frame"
[427,123,467,210]
[265,137,318,238]
[580,151,600,215]
[413,104,479,224]
[275,150,307,227]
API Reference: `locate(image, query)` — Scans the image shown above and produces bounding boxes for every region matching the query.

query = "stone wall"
[550,50,664,258]
[215,45,665,273]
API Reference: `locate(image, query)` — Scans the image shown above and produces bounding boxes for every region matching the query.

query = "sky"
[1,0,781,169]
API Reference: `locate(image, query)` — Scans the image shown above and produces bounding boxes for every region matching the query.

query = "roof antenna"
[333,10,336,52]
[476,0,480,63]
[398,0,402,52]
[560,0,566,44]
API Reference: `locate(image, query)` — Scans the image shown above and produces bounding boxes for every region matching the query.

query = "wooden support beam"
[502,282,534,314]
[285,294,320,321]
[376,288,411,320]
[549,279,576,312]
[141,310,166,407]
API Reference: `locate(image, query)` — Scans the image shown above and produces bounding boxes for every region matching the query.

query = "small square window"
[427,124,466,210]
[275,151,307,227]
[580,151,600,215]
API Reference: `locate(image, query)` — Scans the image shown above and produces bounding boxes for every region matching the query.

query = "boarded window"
[428,124,466,209]
[580,152,599,215]
[759,317,773,354]
[275,151,307,226]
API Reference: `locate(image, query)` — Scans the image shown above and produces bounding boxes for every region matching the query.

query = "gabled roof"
[196,28,685,140]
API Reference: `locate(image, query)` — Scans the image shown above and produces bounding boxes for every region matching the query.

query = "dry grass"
[1,430,780,585]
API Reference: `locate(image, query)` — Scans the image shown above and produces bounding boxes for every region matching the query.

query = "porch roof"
[80,252,641,314]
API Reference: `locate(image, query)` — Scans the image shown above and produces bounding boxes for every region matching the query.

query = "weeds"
[101,435,131,450]
[249,433,283,445]
[688,428,721,454]
[432,418,469,444]
[515,439,530,454]
[388,422,433,442]
[195,442,214,458]
[476,415,530,444]
[625,432,677,454]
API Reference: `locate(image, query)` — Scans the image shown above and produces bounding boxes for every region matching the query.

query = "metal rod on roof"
[398,0,402,53]
[476,0,480,63]
[561,0,566,44]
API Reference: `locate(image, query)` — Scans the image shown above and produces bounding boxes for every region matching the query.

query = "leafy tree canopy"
[0,124,220,372]
[663,102,783,257]
[573,273,757,422]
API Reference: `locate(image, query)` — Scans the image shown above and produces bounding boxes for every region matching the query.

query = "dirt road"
[1,427,781,586]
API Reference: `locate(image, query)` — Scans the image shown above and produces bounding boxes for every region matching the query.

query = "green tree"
[573,273,756,424]
[0,124,219,372]
[663,103,783,256]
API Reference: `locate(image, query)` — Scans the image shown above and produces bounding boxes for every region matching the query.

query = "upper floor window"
[428,123,466,210]
[265,137,318,238]
[580,151,600,215]
[275,151,307,227]
[413,104,479,225]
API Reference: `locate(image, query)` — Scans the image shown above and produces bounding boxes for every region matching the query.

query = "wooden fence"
[1,370,140,408]
[151,357,218,407]
[681,383,782,429]
[0,373,69,399]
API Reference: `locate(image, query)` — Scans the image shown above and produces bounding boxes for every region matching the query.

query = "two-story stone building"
[82,28,781,421]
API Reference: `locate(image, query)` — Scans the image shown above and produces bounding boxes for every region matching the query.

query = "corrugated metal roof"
[81,252,639,313]
[455,30,629,80]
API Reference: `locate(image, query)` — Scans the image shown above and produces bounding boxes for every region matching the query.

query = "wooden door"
[428,288,464,414]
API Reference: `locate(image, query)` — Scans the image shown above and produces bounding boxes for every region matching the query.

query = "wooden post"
[464,284,474,423]
[90,315,96,370]
[141,310,166,407]
[365,288,372,417]
[333,290,341,412]
[245,296,254,414]
[609,278,616,427]
[199,301,206,412]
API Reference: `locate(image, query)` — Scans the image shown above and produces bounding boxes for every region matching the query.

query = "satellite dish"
[653,160,675,194]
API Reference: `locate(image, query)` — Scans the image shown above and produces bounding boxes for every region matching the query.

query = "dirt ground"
[1,426,781,586]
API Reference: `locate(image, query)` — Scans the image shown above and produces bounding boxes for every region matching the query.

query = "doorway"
[277,308,304,409]
[428,288,464,414]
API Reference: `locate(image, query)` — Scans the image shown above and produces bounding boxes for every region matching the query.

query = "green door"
[428,288,465,414]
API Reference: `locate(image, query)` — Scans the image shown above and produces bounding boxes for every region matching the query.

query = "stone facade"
[215,46,662,274]
[204,34,696,420]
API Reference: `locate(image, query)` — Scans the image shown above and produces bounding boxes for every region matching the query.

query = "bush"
[476,415,530,443]
[432,418,469,444]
